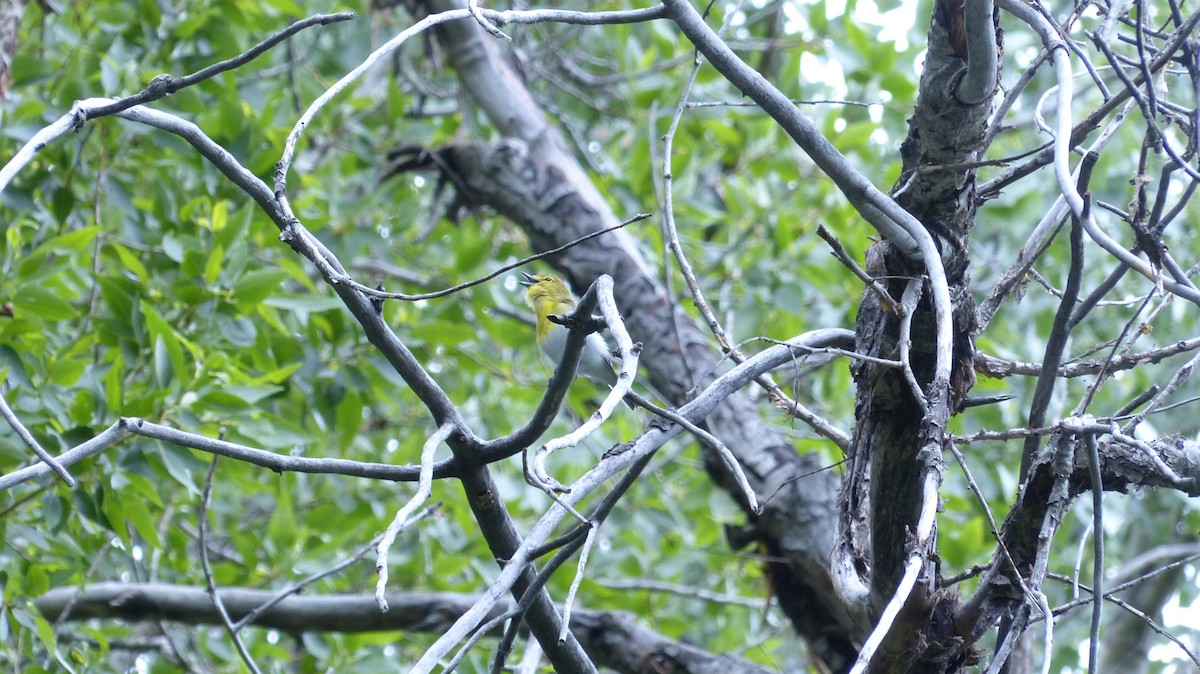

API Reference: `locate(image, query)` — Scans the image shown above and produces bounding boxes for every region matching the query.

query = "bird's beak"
[519,272,537,288]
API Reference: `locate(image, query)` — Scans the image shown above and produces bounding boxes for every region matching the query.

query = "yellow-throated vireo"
[520,272,619,385]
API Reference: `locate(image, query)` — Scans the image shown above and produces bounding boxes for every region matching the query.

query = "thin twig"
[234,507,435,631]
[1122,349,1200,435]
[815,225,900,313]
[347,213,651,302]
[557,524,597,643]
[1085,432,1103,674]
[1044,571,1200,668]
[948,445,1036,604]
[467,0,509,40]
[1018,154,1093,482]
[897,278,929,410]
[376,424,454,611]
[199,456,263,674]
[0,385,75,486]
[686,97,879,108]
[80,13,358,120]
[626,391,760,513]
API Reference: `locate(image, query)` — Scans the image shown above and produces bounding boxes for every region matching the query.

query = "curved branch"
[412,328,854,670]
[999,0,1200,306]
[975,336,1200,379]
[958,0,1000,105]
[660,0,923,258]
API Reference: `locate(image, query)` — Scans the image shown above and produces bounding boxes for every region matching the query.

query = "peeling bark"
[840,2,1000,670]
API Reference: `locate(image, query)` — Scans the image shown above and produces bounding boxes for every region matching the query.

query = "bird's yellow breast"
[523,276,577,343]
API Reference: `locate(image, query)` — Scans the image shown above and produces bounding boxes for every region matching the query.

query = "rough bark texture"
[841,2,998,670]
[0,0,22,101]
[956,434,1200,642]
[458,465,597,674]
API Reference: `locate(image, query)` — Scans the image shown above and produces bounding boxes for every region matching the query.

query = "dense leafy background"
[1,0,1197,672]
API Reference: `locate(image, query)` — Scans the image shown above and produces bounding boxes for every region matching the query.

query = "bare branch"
[35,582,773,674]
[975,336,1200,379]
[0,383,74,487]
[199,457,263,674]
[375,424,454,610]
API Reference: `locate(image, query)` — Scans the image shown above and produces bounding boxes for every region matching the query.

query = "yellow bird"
[519,272,619,386]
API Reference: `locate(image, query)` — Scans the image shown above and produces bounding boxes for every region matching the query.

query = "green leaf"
[48,355,87,387]
[117,484,162,548]
[232,269,288,305]
[18,226,101,276]
[67,388,96,425]
[102,352,124,410]
[153,335,173,388]
[12,286,76,322]
[97,276,136,324]
[263,294,345,312]
[42,494,66,532]
[99,489,128,546]
[174,10,213,39]
[110,242,149,283]
[245,362,303,386]
[411,320,478,346]
[158,445,201,496]
[162,234,184,263]
[261,0,304,13]
[210,200,229,233]
[454,232,490,270]
[31,612,60,662]
[267,476,296,548]
[224,385,283,405]
[141,302,187,387]
[335,392,363,453]
[204,244,225,285]
[50,187,75,224]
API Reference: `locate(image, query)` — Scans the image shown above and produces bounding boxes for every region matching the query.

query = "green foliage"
[2,0,1198,672]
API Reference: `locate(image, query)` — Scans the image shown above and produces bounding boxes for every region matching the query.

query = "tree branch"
[33,583,774,674]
